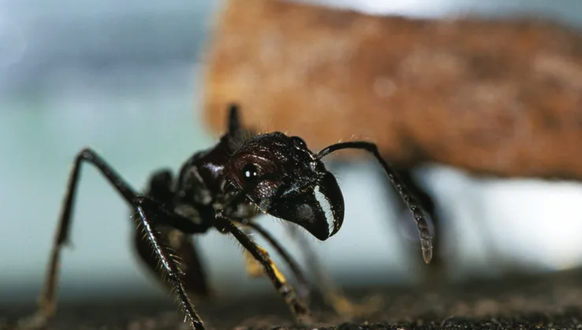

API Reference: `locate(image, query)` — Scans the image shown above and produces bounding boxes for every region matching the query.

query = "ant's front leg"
[230,216,312,300]
[215,212,313,326]
[240,226,265,278]
[19,148,207,330]
[287,225,381,319]
[245,222,313,302]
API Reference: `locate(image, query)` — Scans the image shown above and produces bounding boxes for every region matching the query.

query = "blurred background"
[2,0,582,307]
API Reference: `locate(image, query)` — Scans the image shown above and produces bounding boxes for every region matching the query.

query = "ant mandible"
[21,104,433,330]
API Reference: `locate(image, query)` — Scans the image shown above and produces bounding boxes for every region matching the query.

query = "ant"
[20,104,433,330]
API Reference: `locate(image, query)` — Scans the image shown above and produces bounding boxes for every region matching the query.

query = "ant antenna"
[317,141,433,264]
[227,103,241,133]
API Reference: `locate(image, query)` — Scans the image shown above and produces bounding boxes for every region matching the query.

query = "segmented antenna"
[317,141,433,264]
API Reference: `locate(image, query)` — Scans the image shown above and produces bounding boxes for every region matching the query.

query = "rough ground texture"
[4,269,582,330]
[203,0,582,180]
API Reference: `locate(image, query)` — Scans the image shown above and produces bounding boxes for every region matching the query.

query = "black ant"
[20,104,433,330]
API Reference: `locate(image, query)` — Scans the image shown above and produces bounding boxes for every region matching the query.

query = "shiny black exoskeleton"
[21,105,433,330]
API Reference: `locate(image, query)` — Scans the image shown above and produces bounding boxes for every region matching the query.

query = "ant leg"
[133,199,205,330]
[230,218,312,301]
[135,229,211,299]
[245,221,312,302]
[287,225,381,318]
[241,226,266,278]
[135,170,211,298]
[20,148,206,330]
[215,212,313,325]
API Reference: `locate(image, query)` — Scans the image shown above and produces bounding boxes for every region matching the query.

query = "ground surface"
[3,269,582,330]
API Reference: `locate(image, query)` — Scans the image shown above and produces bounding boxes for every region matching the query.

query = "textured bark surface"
[203,0,582,180]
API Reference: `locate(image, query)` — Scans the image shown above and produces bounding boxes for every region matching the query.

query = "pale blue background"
[2,0,582,304]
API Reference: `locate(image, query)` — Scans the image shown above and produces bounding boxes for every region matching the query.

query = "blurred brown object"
[203,0,582,180]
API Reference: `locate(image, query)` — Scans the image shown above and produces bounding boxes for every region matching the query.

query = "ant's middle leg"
[20,148,208,330]
[134,169,212,299]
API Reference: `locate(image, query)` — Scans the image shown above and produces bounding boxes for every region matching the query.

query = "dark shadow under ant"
[19,105,433,330]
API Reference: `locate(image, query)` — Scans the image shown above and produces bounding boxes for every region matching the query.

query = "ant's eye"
[242,163,258,181]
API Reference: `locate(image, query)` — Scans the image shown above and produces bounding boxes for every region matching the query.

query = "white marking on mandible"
[313,185,335,236]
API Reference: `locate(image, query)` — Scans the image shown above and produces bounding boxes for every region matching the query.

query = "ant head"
[225,132,345,241]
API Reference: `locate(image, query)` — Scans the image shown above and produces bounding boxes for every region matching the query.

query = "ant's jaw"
[266,172,345,241]
[314,172,345,238]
